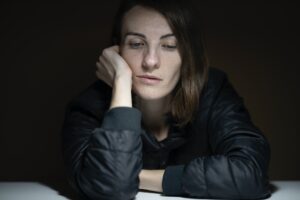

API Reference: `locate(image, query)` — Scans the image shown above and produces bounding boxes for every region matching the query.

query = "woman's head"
[112,0,209,126]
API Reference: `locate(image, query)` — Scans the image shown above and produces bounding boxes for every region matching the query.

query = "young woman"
[62,0,271,199]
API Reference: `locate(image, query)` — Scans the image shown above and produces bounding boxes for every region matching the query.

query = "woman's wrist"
[139,169,164,193]
[109,76,132,109]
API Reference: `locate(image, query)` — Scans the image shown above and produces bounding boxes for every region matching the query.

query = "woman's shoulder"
[201,67,229,96]
[207,67,228,86]
[199,67,240,109]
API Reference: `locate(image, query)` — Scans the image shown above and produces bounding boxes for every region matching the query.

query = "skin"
[96,5,182,193]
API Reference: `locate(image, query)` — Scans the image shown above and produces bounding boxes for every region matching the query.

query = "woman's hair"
[112,0,209,127]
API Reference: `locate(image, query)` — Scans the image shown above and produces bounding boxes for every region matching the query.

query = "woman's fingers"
[95,45,132,87]
[102,46,127,72]
[96,61,113,87]
[110,45,119,53]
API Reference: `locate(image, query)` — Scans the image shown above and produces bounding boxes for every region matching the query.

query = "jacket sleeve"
[62,101,143,200]
[162,73,271,199]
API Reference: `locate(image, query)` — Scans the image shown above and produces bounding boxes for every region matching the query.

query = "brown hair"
[112,0,209,127]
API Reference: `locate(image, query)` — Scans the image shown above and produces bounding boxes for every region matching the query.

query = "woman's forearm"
[110,77,132,109]
[139,169,165,192]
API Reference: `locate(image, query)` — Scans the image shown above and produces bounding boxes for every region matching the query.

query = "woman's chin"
[133,88,168,101]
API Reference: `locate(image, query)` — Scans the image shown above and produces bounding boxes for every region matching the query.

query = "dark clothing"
[62,67,271,200]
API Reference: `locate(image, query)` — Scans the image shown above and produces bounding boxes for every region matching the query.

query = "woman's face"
[120,6,182,101]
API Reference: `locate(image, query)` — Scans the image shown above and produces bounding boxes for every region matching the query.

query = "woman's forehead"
[121,6,173,37]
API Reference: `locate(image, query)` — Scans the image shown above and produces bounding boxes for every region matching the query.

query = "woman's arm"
[96,45,133,109]
[139,169,164,192]
[143,71,271,199]
[63,103,142,200]
[62,46,142,200]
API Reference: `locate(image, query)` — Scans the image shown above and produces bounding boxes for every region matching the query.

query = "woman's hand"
[96,45,132,87]
[96,45,133,109]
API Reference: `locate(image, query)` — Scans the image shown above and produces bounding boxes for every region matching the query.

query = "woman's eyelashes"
[162,44,177,50]
[127,40,177,50]
[129,41,145,49]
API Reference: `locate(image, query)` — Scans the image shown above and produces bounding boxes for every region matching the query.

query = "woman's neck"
[135,96,171,133]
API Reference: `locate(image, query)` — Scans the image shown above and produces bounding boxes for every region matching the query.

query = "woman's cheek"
[123,51,142,71]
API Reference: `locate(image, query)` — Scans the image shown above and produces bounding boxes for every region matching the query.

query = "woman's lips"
[136,75,162,85]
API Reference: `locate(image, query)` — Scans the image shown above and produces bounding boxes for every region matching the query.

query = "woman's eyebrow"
[124,32,146,38]
[124,32,175,39]
[160,33,175,39]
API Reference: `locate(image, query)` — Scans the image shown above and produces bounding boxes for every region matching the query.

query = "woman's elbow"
[234,168,270,199]
[74,173,139,200]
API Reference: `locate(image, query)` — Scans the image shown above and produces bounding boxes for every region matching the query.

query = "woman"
[62,0,271,199]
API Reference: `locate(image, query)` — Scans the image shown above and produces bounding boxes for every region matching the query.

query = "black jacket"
[62,67,271,200]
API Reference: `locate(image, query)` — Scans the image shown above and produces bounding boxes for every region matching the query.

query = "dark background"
[1,1,299,199]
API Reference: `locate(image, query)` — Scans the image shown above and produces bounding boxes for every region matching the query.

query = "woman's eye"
[162,44,177,50]
[129,42,144,49]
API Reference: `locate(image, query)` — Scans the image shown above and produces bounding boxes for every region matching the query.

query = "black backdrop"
[1,1,299,199]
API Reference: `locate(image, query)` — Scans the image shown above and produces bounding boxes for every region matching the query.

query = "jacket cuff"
[162,165,185,196]
[101,107,141,131]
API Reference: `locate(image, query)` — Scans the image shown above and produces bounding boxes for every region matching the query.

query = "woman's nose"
[142,48,160,70]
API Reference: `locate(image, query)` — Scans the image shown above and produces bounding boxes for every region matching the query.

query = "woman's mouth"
[136,75,162,85]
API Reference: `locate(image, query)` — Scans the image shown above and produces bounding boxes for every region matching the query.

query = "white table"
[137,181,300,200]
[0,181,299,200]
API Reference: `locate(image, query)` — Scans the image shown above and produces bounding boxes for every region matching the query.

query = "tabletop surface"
[0,181,299,200]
